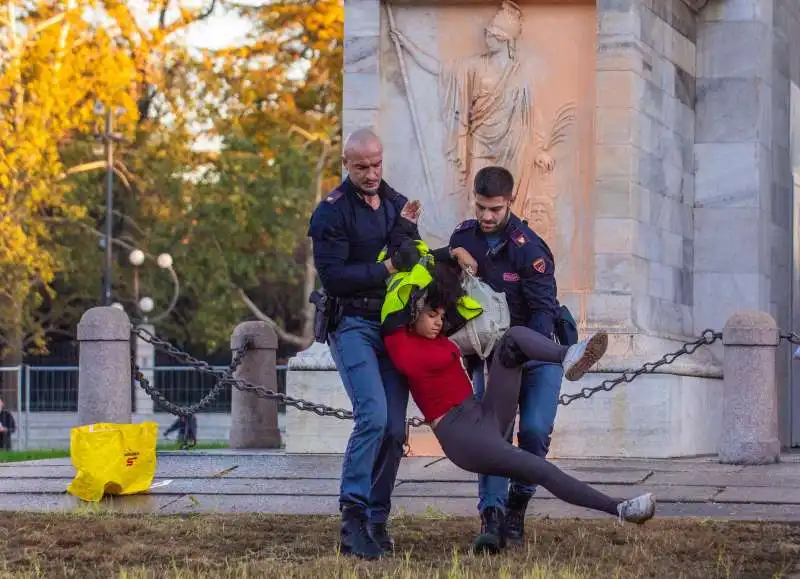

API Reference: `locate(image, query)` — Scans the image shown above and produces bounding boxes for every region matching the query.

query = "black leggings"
[434,326,621,516]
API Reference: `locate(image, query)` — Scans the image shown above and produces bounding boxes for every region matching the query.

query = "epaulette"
[324,190,344,204]
[507,223,530,247]
[454,219,478,233]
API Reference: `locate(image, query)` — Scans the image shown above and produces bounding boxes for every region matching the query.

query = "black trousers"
[434,326,620,515]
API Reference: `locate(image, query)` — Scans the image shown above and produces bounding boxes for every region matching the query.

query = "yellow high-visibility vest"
[378,241,483,325]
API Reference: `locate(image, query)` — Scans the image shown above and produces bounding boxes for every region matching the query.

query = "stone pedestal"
[77,307,132,427]
[285,343,441,456]
[718,310,781,465]
[297,0,800,456]
[228,322,282,449]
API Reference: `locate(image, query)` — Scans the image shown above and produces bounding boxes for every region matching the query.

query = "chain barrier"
[558,329,723,406]
[136,326,799,434]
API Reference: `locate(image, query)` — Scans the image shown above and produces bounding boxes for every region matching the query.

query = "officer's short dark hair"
[474,166,515,199]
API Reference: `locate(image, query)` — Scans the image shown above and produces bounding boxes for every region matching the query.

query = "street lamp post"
[125,249,181,416]
[94,102,125,306]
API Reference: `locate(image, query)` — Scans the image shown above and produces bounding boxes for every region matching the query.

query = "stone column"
[77,307,132,426]
[228,321,281,449]
[719,310,781,465]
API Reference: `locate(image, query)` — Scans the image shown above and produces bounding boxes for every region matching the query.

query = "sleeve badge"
[533,257,547,274]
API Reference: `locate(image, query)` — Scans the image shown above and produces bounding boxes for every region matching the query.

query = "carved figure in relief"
[388,0,555,218]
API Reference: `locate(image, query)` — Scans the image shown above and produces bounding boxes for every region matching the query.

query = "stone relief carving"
[387,1,575,234]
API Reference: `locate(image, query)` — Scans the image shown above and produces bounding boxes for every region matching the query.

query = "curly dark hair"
[424,261,465,311]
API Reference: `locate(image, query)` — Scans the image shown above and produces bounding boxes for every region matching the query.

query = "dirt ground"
[0,512,798,578]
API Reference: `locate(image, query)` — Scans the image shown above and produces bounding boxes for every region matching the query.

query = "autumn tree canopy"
[0,0,344,363]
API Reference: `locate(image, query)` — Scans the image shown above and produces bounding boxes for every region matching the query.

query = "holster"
[554,305,579,347]
[309,289,341,344]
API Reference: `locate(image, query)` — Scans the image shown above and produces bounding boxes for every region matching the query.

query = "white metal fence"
[0,364,288,451]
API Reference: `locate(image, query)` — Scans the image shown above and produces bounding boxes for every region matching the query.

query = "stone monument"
[286,0,800,457]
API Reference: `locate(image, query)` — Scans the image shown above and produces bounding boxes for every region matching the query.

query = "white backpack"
[448,272,510,360]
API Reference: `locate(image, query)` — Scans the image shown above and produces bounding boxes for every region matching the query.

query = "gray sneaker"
[617,493,656,524]
[562,331,608,381]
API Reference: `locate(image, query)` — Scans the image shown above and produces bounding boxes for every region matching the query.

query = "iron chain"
[558,329,722,406]
[133,327,730,424]
[781,332,800,345]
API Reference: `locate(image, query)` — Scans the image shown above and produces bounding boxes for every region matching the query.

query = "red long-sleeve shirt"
[384,328,473,423]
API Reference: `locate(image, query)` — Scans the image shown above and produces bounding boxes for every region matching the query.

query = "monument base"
[285,339,723,458]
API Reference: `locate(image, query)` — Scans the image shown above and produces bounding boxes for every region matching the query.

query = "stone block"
[598,0,634,12]
[664,17,697,76]
[344,0,380,37]
[598,8,641,36]
[344,35,378,74]
[596,107,634,144]
[594,253,635,293]
[594,217,636,253]
[585,293,634,329]
[343,72,380,110]
[674,65,696,109]
[342,108,379,136]
[594,177,638,219]
[697,21,770,79]
[693,272,769,334]
[596,70,641,109]
[596,143,637,178]
[284,368,440,456]
[701,0,773,23]
[695,78,770,144]
[694,142,761,207]
[549,373,722,458]
[694,207,763,273]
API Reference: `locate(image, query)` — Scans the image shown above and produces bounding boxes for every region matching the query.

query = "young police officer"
[441,166,564,554]
[307,128,421,560]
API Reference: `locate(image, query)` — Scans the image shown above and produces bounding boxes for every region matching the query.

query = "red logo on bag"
[503,272,520,282]
[124,451,140,467]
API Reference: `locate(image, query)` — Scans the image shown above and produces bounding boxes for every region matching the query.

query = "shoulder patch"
[533,257,547,274]
[325,190,344,204]
[507,224,530,247]
[454,219,478,233]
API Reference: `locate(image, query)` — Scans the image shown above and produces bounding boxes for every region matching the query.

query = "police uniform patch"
[454,220,473,232]
[533,257,547,274]
[507,225,528,247]
[325,190,344,204]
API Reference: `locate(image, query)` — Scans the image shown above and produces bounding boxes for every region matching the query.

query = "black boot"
[473,506,505,554]
[368,521,395,552]
[339,505,384,560]
[504,490,531,547]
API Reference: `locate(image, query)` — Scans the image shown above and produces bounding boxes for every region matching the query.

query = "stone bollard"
[719,310,781,465]
[228,321,282,449]
[77,307,132,426]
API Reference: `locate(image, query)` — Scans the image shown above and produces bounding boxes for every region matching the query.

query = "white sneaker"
[617,493,656,525]
[562,331,608,381]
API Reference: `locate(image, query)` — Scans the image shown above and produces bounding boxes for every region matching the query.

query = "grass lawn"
[0,513,797,578]
[0,442,229,463]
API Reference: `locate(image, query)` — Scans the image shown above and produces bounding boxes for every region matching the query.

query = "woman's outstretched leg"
[434,401,655,523]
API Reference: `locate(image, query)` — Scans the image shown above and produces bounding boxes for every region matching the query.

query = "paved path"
[3,452,800,521]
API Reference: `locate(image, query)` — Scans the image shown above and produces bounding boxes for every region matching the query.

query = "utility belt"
[308,291,383,343]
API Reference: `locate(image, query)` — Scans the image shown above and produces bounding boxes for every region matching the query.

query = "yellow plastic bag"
[67,421,159,502]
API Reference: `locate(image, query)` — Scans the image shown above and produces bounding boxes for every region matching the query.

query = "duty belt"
[342,296,384,312]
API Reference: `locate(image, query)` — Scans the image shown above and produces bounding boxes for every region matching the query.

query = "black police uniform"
[307,176,417,559]
[308,177,412,318]
[448,214,559,337]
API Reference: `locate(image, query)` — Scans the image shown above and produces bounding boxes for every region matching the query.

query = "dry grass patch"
[0,512,797,578]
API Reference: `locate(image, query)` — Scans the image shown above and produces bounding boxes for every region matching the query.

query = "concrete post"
[719,310,781,465]
[228,321,281,449]
[77,307,132,426]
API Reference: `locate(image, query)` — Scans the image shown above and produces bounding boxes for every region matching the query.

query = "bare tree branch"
[236,288,312,349]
